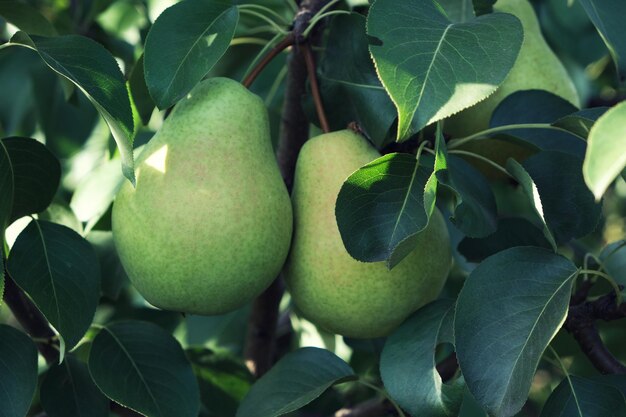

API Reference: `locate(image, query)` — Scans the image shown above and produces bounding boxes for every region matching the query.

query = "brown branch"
[303,43,330,133]
[242,33,296,89]
[565,291,626,374]
[244,0,333,378]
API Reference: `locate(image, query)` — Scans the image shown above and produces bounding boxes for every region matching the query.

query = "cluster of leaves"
[1,0,626,417]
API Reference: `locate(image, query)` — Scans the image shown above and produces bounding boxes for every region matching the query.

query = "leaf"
[6,32,136,184]
[380,299,463,417]
[0,325,38,417]
[89,321,200,417]
[317,13,396,145]
[367,0,523,140]
[335,153,434,267]
[539,375,626,417]
[523,151,602,243]
[144,0,238,109]
[437,0,474,23]
[599,241,626,293]
[41,355,109,417]
[128,55,155,126]
[488,90,586,159]
[437,155,497,237]
[577,0,626,82]
[0,1,57,36]
[7,219,101,353]
[187,348,254,417]
[0,137,61,225]
[236,347,356,417]
[583,101,626,200]
[553,107,609,139]
[455,247,578,417]
[458,218,552,263]
[86,231,129,300]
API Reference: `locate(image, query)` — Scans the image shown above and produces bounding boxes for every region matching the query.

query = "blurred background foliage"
[1,0,625,416]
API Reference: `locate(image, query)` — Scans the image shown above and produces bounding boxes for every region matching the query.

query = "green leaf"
[0,137,61,225]
[380,299,463,417]
[437,0,474,22]
[577,0,626,82]
[552,107,609,140]
[599,241,626,293]
[187,348,254,417]
[128,55,155,126]
[539,375,626,417]
[335,153,434,267]
[41,355,109,417]
[236,347,356,417]
[0,1,57,36]
[5,32,136,184]
[437,155,497,237]
[367,0,523,140]
[458,218,552,263]
[7,219,101,353]
[86,231,128,300]
[455,247,578,417]
[144,0,238,109]
[523,151,601,243]
[317,13,396,145]
[583,101,626,200]
[0,325,38,417]
[89,321,200,417]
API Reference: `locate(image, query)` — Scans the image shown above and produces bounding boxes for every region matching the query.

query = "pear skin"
[446,0,580,138]
[112,77,292,315]
[285,130,451,338]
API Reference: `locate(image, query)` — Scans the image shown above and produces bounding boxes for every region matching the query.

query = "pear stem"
[303,42,330,133]
[242,32,295,89]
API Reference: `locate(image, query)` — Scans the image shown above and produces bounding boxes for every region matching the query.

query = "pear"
[284,130,451,338]
[112,78,292,315]
[446,0,580,138]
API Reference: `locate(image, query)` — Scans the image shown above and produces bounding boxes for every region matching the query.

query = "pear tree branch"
[244,0,334,378]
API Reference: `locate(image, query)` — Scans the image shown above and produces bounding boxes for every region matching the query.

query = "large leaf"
[600,241,626,292]
[0,1,56,36]
[552,107,609,140]
[577,0,626,81]
[539,375,626,417]
[7,219,101,353]
[381,299,463,417]
[455,247,578,417]
[236,347,356,417]
[41,355,109,417]
[128,55,155,126]
[89,321,200,417]
[4,32,136,183]
[0,137,60,225]
[144,0,238,109]
[583,101,626,200]
[367,0,523,139]
[0,325,38,417]
[335,153,434,267]
[317,13,396,145]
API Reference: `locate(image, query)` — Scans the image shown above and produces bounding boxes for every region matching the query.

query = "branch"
[242,33,295,89]
[302,42,330,133]
[565,291,626,374]
[332,399,395,417]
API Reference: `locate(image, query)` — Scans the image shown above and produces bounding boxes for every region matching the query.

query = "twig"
[565,291,626,374]
[242,33,295,89]
[244,0,332,378]
[332,398,395,417]
[302,42,330,133]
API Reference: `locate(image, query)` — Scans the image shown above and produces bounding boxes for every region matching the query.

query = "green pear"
[284,130,451,338]
[112,77,292,315]
[446,0,580,138]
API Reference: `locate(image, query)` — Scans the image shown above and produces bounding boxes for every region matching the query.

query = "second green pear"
[112,77,292,315]
[446,0,580,138]
[284,130,452,339]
